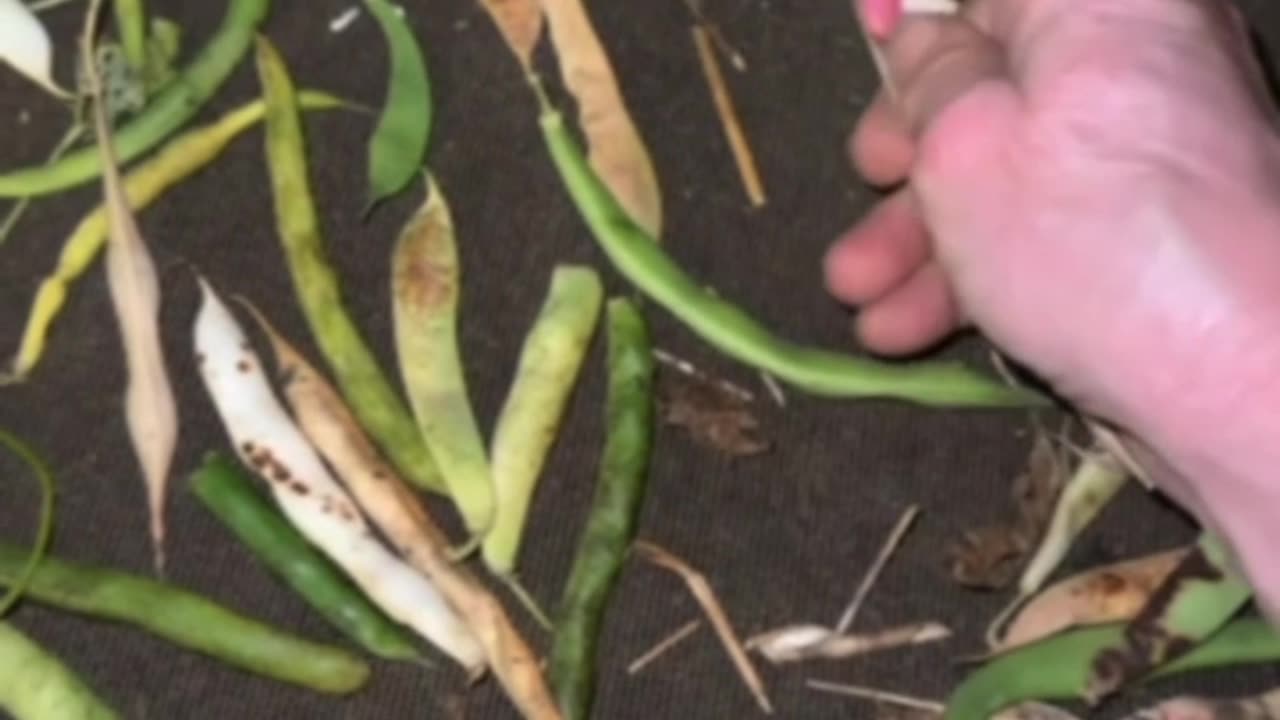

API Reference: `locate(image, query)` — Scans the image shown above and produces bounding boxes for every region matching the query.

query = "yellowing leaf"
[538,0,663,238]
[81,0,178,574]
[0,0,72,99]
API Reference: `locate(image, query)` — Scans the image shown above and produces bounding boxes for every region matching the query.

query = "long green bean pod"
[255,37,445,495]
[1084,531,1254,702]
[0,622,119,720]
[944,617,1280,720]
[112,0,148,78]
[549,297,655,720]
[363,0,433,208]
[482,265,605,577]
[3,91,345,384]
[0,542,370,694]
[0,0,270,198]
[392,177,494,545]
[530,82,1043,409]
[191,452,422,662]
[0,430,55,618]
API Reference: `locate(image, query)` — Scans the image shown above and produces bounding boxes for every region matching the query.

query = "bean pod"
[191,452,422,662]
[549,297,656,719]
[0,542,370,694]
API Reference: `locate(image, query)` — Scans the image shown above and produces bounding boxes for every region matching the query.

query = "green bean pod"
[112,0,149,78]
[255,37,445,495]
[1084,531,1254,702]
[944,617,1280,720]
[363,0,433,208]
[0,622,119,720]
[392,177,494,543]
[549,297,656,720]
[191,452,422,662]
[530,83,1043,409]
[482,265,605,577]
[0,542,370,694]
[0,0,270,198]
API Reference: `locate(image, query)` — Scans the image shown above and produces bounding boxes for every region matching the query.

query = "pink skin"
[830,0,1280,618]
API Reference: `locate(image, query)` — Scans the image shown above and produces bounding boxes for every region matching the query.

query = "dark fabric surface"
[2,1,1279,718]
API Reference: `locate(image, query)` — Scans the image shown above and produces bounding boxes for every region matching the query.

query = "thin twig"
[749,620,950,663]
[27,0,80,13]
[758,372,786,408]
[679,0,747,70]
[690,25,765,208]
[653,348,755,403]
[835,504,920,633]
[807,679,945,714]
[627,619,702,675]
[634,540,773,714]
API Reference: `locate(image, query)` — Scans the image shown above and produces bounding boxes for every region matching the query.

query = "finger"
[881,13,1011,137]
[849,90,915,187]
[824,189,931,305]
[853,261,964,356]
[859,0,903,40]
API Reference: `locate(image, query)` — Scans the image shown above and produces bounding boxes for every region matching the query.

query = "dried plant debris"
[945,427,1070,589]
[626,619,701,675]
[634,541,773,714]
[749,621,950,663]
[996,546,1191,652]
[1124,688,1280,720]
[656,364,769,456]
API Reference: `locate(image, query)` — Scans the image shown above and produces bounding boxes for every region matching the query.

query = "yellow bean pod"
[3,90,344,383]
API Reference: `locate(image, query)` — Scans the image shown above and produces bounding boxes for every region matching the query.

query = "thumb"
[876,9,1012,138]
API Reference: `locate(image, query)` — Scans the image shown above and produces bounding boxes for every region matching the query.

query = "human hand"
[825,0,1280,614]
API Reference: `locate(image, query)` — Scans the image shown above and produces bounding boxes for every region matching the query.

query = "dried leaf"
[538,0,663,237]
[997,547,1191,652]
[945,428,1068,589]
[658,367,769,456]
[635,540,773,714]
[477,0,544,71]
[0,0,72,98]
[82,0,177,574]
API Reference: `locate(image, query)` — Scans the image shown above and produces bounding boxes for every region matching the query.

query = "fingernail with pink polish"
[860,0,902,39]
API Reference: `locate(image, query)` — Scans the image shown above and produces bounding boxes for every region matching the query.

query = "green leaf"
[363,0,432,212]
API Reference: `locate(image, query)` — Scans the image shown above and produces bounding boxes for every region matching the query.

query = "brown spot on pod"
[236,359,252,373]
[289,482,309,495]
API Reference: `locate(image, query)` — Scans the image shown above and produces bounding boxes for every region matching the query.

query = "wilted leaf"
[945,428,1068,589]
[538,0,663,237]
[658,367,769,456]
[0,0,72,98]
